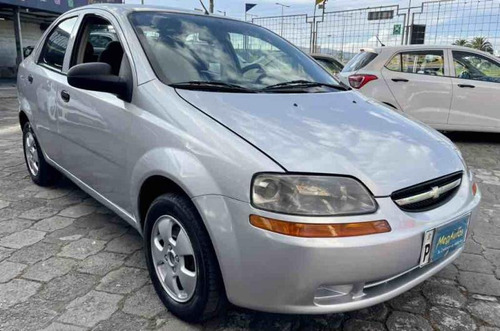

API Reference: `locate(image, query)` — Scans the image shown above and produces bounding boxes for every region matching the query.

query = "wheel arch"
[19,110,29,129]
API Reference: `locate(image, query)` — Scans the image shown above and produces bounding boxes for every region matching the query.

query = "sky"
[124,0,421,20]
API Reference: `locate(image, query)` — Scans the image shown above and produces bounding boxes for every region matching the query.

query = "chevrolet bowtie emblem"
[430,186,440,199]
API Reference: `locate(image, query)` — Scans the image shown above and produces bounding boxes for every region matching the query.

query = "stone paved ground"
[0,87,499,331]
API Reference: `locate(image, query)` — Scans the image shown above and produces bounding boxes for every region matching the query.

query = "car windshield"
[129,12,339,92]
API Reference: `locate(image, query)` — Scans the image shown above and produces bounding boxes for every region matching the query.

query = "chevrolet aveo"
[17,4,481,322]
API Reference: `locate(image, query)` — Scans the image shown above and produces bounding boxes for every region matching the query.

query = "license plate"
[419,215,469,267]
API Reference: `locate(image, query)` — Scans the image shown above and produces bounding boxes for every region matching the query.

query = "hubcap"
[151,215,197,302]
[24,132,39,177]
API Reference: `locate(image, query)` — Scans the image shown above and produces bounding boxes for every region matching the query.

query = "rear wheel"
[144,193,226,322]
[22,122,60,186]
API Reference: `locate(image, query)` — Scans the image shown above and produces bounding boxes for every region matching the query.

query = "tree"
[453,39,468,46]
[468,37,494,54]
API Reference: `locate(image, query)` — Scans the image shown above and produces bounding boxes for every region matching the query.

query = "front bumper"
[193,177,481,314]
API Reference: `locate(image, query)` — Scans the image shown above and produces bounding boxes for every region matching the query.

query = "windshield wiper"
[170,81,256,93]
[262,80,348,91]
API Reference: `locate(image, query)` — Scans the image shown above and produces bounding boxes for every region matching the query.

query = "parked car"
[310,53,344,75]
[338,45,500,132]
[17,4,480,322]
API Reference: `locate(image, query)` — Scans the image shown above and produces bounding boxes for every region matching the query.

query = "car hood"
[176,89,464,196]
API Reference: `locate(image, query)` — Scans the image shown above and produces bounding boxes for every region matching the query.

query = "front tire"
[144,193,226,322]
[22,122,60,186]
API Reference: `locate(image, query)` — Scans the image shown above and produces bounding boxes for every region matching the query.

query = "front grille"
[391,172,463,212]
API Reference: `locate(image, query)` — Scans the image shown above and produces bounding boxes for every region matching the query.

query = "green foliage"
[452,37,494,54]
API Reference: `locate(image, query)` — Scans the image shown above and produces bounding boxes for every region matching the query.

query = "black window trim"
[384,49,446,77]
[36,15,79,75]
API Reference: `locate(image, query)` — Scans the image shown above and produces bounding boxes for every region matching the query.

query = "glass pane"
[129,12,337,91]
[40,17,78,70]
[342,52,378,72]
[401,51,444,76]
[386,54,401,72]
[453,51,500,83]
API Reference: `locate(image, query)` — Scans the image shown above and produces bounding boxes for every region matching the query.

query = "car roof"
[66,4,236,21]
[366,44,479,53]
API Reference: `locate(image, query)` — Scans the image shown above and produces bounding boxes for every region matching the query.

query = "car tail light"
[348,74,378,89]
[250,215,391,238]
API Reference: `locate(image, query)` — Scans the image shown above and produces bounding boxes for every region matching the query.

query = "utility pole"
[276,2,290,36]
[209,0,214,14]
[405,0,412,45]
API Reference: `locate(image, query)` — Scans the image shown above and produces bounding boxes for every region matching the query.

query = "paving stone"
[386,311,432,331]
[91,311,150,331]
[41,322,87,331]
[467,301,500,327]
[37,272,100,303]
[0,261,26,282]
[19,206,59,221]
[124,249,147,269]
[58,238,106,260]
[459,271,500,296]
[344,319,386,331]
[34,189,70,200]
[0,246,13,261]
[0,229,46,249]
[87,222,128,241]
[58,291,122,328]
[472,294,498,302]
[123,284,165,318]
[422,281,467,308]
[77,252,126,276]
[106,234,142,254]
[23,257,76,282]
[0,218,34,236]
[0,297,58,331]
[474,234,500,250]
[96,267,149,294]
[388,290,427,314]
[0,279,41,309]
[59,204,96,218]
[43,225,89,244]
[157,314,203,331]
[455,253,495,274]
[8,241,60,265]
[484,249,500,268]
[436,264,459,280]
[348,303,389,322]
[479,327,500,331]
[32,216,74,232]
[429,306,477,331]
[73,213,113,230]
[0,200,9,209]
[0,208,21,221]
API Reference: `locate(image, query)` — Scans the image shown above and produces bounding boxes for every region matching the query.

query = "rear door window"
[38,17,78,71]
[386,51,445,76]
[342,52,378,72]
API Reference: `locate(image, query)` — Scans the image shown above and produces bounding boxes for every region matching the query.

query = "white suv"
[338,45,500,132]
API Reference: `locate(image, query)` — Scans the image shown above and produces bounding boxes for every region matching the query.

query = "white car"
[338,45,500,132]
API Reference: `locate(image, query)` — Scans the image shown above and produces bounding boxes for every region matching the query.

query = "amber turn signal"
[249,215,391,238]
[472,182,478,196]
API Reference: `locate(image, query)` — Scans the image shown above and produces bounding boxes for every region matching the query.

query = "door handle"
[27,75,33,84]
[392,78,409,82]
[60,90,70,103]
[458,84,475,88]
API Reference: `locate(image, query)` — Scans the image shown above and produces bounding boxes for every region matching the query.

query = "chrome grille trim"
[394,178,462,207]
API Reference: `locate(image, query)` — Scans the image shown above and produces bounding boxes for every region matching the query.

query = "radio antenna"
[376,35,386,47]
[198,0,210,15]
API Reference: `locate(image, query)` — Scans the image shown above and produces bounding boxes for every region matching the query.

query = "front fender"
[129,147,221,221]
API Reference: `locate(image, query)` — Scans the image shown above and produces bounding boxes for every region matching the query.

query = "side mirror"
[67,62,132,102]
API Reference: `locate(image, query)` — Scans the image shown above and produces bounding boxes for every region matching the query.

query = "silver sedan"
[17,4,481,322]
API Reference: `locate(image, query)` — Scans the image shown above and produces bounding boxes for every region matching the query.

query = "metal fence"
[252,0,500,63]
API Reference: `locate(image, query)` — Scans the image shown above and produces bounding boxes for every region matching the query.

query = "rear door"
[381,50,453,125]
[448,50,500,130]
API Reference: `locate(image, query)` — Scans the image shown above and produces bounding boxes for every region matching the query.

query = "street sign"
[393,24,402,35]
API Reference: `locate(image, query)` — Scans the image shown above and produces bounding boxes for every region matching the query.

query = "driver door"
[448,50,500,130]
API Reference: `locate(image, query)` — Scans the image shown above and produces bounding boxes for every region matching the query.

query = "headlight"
[251,174,377,216]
